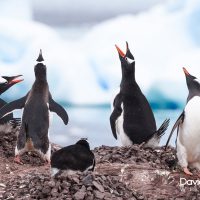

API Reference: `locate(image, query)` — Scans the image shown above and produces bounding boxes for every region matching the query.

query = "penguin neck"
[35,75,47,83]
[34,79,48,91]
[188,88,200,102]
[121,72,136,86]
[0,87,9,95]
[120,76,140,95]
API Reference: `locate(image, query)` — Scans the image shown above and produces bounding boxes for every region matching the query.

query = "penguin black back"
[51,139,95,174]
[76,139,90,150]
[110,42,169,146]
[0,50,69,164]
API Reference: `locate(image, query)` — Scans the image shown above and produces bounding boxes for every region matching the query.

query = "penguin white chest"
[115,103,132,146]
[179,96,200,161]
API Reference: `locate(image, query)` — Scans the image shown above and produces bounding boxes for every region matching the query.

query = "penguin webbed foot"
[46,160,51,166]
[138,142,145,148]
[14,155,23,165]
[183,167,193,176]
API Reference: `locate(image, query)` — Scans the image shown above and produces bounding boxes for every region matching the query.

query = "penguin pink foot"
[47,160,51,166]
[44,159,51,168]
[14,155,23,165]
[183,167,193,176]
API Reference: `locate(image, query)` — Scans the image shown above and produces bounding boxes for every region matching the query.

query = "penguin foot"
[14,156,23,165]
[44,159,51,167]
[183,167,193,176]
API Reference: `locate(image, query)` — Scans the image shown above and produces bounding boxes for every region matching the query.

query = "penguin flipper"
[165,111,184,149]
[110,93,122,139]
[0,96,27,119]
[0,98,7,108]
[0,98,17,125]
[49,96,69,125]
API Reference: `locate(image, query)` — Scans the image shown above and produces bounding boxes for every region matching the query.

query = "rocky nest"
[0,125,200,200]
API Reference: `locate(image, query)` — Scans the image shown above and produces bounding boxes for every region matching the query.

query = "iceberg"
[0,0,200,108]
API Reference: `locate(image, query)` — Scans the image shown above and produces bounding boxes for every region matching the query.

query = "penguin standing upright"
[0,50,69,164]
[0,75,23,126]
[166,68,200,175]
[110,42,169,147]
[51,139,95,176]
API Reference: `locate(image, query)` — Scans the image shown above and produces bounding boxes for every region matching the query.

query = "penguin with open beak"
[0,75,23,126]
[166,68,200,175]
[0,75,23,95]
[0,50,69,164]
[110,42,169,147]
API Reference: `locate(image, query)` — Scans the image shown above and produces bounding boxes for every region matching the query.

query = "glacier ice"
[0,0,200,108]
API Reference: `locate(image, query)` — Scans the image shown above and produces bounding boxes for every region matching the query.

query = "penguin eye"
[125,57,134,64]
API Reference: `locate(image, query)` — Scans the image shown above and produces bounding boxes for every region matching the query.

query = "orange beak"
[115,44,125,57]
[183,67,190,76]
[10,79,23,84]
[9,75,24,84]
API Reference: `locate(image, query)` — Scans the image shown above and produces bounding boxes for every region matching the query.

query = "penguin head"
[34,49,47,81]
[115,42,135,77]
[0,75,23,95]
[76,138,90,150]
[183,67,200,91]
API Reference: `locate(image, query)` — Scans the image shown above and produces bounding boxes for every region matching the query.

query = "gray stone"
[94,190,105,199]
[92,181,104,193]
[74,190,86,200]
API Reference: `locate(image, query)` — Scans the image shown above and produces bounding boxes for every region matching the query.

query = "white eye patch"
[0,77,7,84]
[125,57,135,64]
[195,78,200,84]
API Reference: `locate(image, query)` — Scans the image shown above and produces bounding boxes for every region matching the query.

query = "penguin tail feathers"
[9,118,21,128]
[155,118,170,139]
[145,119,170,148]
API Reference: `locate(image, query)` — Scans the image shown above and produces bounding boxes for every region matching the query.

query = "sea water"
[49,107,181,149]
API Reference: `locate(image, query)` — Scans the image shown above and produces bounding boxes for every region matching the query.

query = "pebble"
[92,181,104,193]
[74,190,86,200]
[1,128,199,199]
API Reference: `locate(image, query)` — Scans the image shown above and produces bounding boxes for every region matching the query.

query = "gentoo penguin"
[51,139,95,176]
[0,75,23,126]
[165,67,200,175]
[0,50,69,164]
[110,42,170,147]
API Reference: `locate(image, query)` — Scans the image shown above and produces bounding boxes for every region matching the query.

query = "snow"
[0,0,200,108]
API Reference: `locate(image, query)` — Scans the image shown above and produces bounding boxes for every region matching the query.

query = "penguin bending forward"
[110,42,169,147]
[51,139,95,176]
[166,68,200,175]
[0,50,69,164]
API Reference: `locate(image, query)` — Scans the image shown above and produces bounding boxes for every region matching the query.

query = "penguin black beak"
[36,49,44,62]
[115,44,125,57]
[126,41,129,52]
[183,67,190,76]
[2,75,24,85]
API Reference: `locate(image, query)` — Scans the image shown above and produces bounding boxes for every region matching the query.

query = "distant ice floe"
[0,0,200,108]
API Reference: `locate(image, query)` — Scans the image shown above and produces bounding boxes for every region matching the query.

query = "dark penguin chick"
[51,139,95,176]
[110,42,170,147]
[0,50,69,164]
[165,68,200,176]
[0,75,23,126]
